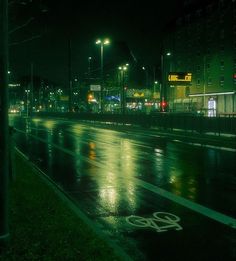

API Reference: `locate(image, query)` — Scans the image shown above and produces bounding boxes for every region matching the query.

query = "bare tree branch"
[8,0,30,6]
[9,17,35,34]
[9,34,41,46]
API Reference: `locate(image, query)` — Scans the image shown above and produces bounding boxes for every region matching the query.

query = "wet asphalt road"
[9,115,236,260]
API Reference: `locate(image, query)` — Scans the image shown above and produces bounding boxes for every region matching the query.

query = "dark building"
[162,0,236,115]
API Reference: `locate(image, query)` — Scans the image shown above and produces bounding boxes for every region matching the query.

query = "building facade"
[163,0,236,115]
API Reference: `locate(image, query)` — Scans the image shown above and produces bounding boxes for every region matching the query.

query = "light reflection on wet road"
[10,116,236,260]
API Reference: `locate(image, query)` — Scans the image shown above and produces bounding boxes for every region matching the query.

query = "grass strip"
[0,151,122,261]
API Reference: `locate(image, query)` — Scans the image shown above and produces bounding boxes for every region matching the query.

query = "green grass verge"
[0,151,122,261]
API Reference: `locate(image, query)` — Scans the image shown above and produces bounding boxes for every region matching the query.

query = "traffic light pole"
[0,0,10,247]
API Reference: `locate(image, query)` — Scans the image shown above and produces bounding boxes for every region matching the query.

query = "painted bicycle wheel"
[153,212,181,222]
[126,215,150,228]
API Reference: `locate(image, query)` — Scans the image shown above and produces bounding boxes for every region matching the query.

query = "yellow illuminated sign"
[133,92,144,97]
[168,73,192,82]
[60,95,69,101]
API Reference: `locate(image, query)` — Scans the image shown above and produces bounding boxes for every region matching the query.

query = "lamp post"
[30,62,34,113]
[153,81,158,97]
[142,66,149,88]
[25,89,30,117]
[161,51,171,112]
[203,54,206,112]
[68,39,72,112]
[119,64,128,116]
[88,56,92,80]
[96,38,110,113]
[57,88,63,111]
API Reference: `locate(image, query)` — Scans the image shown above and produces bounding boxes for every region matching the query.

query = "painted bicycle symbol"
[126,212,183,232]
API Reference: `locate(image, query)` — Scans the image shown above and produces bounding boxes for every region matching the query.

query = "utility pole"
[160,53,164,104]
[95,39,110,113]
[30,62,34,114]
[68,39,72,112]
[0,0,10,246]
[203,54,206,112]
[153,66,156,98]
[100,43,104,113]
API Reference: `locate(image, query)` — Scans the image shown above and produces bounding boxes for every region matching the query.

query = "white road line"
[133,178,236,229]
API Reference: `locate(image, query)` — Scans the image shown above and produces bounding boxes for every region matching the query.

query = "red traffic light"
[159,101,168,112]
[161,101,167,107]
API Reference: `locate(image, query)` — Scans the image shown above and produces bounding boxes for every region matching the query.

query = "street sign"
[168,72,192,82]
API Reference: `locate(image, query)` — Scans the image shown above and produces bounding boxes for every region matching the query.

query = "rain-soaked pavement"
[9,115,236,260]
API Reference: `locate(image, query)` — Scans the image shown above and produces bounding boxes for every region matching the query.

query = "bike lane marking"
[126,212,183,232]
[133,178,236,229]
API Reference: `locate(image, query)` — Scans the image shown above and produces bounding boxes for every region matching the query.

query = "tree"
[0,0,48,247]
[0,0,10,247]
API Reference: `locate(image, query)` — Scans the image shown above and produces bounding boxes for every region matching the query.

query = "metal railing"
[34,112,236,137]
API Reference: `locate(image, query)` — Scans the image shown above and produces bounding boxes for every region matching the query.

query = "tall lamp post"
[25,89,30,117]
[142,66,148,88]
[30,63,34,113]
[119,64,128,116]
[153,81,158,98]
[161,51,171,112]
[87,57,92,100]
[95,38,110,113]
[88,56,92,80]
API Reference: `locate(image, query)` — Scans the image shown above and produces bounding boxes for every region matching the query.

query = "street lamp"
[118,64,128,116]
[153,81,158,98]
[142,66,149,88]
[96,38,110,113]
[88,56,92,78]
[57,88,63,111]
[25,89,30,117]
[160,51,172,112]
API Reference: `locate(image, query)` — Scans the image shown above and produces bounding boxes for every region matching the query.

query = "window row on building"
[163,0,236,115]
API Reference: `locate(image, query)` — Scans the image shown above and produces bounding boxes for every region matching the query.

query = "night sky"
[9,0,184,86]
